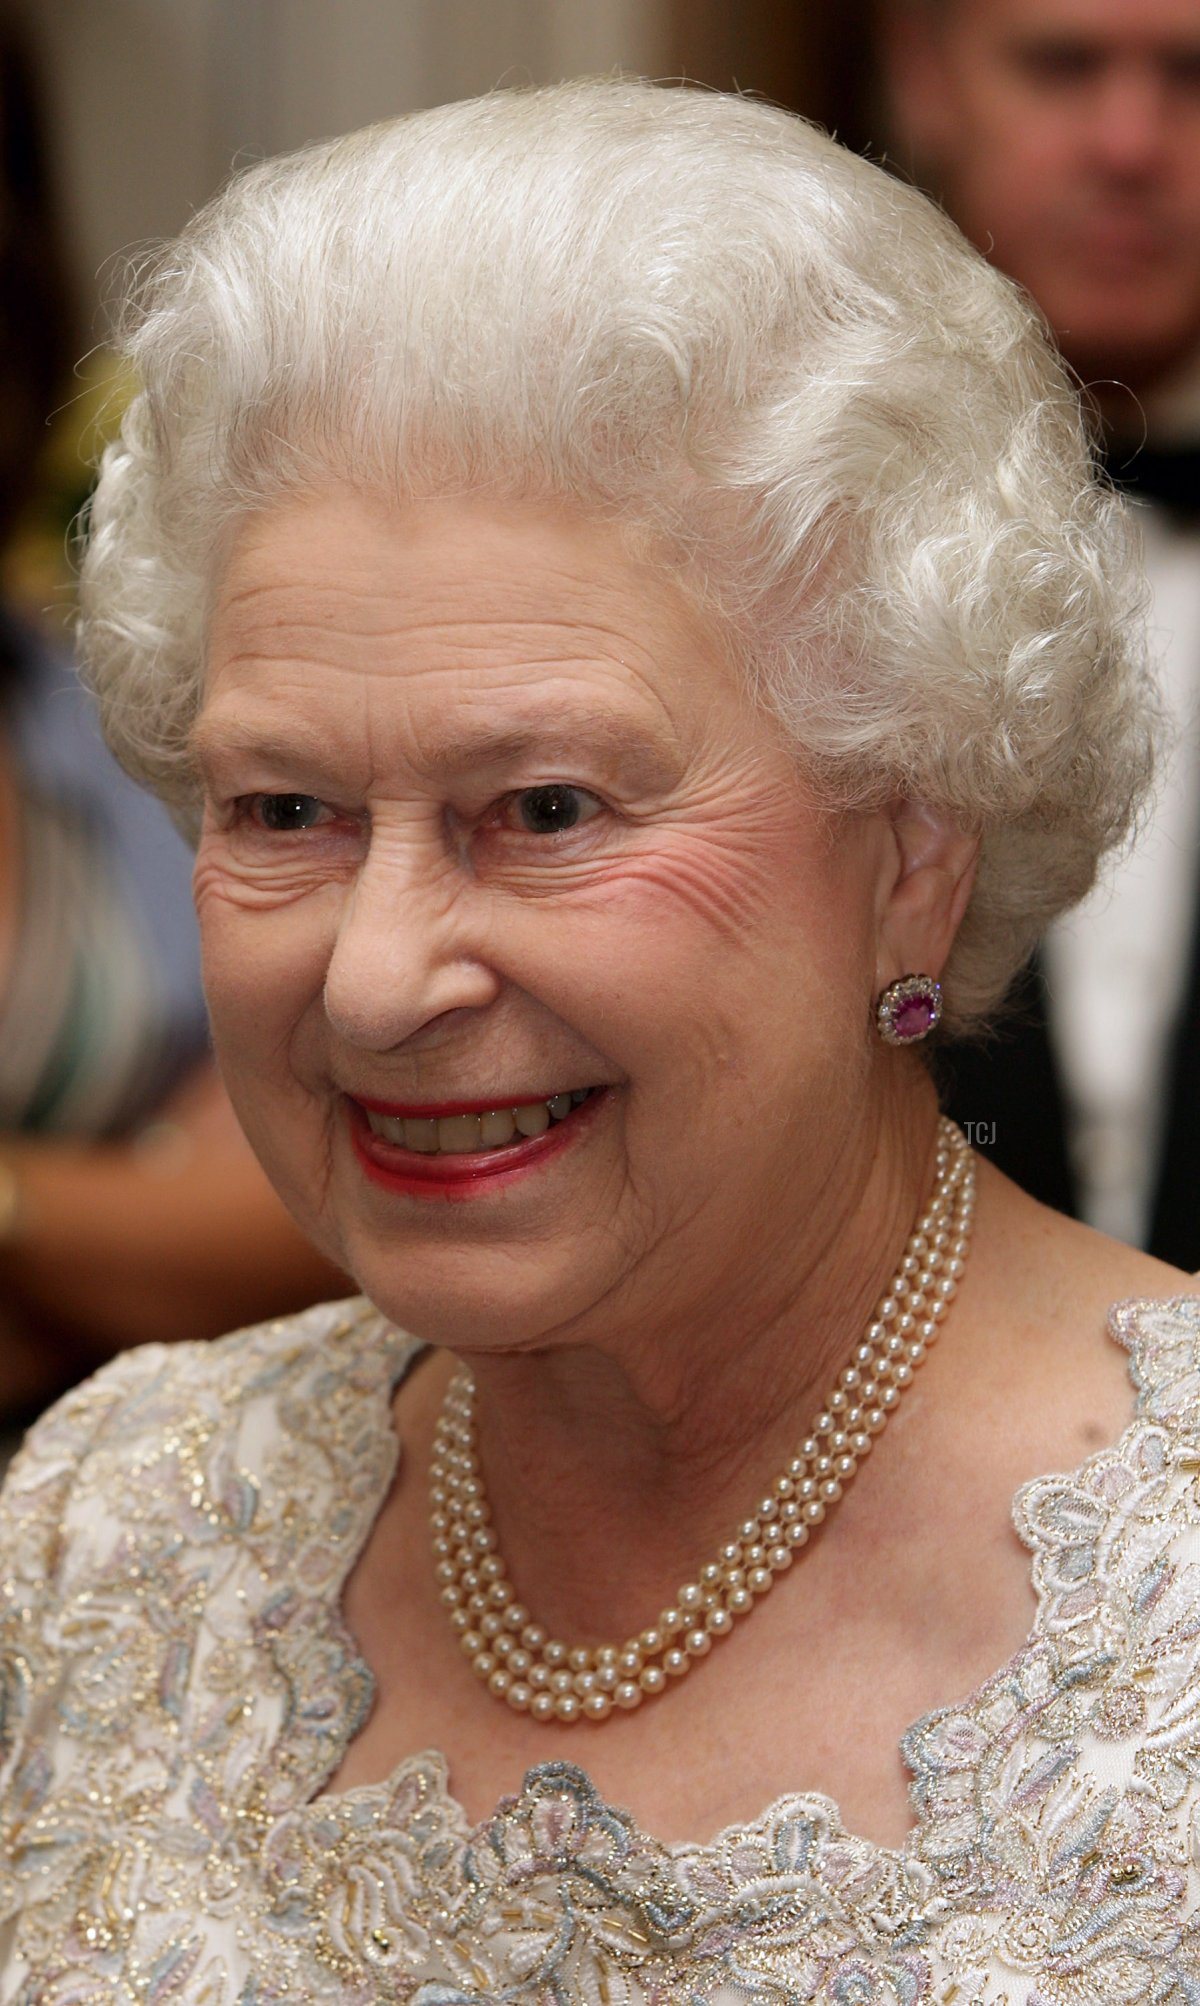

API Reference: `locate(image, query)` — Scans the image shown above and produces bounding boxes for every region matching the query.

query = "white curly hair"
[78,78,1155,1027]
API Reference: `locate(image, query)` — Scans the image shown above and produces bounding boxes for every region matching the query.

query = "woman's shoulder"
[7,1291,394,1443]
[0,1296,415,1593]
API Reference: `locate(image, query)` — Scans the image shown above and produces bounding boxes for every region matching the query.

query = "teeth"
[479,1109,516,1147]
[364,1089,594,1155]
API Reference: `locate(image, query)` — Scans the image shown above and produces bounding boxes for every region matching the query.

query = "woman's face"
[194,490,906,1351]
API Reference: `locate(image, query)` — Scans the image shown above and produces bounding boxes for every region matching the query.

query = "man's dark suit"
[936,443,1200,1270]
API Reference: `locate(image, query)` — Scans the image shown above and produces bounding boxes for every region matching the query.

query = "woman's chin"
[346,1253,604,1353]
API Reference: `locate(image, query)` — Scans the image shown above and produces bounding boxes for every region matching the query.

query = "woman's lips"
[347,1087,605,1197]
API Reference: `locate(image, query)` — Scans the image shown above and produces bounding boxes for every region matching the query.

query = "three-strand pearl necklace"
[431,1115,975,1724]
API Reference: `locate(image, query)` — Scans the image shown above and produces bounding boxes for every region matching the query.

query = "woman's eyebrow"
[413,711,676,782]
[189,716,335,772]
[189,709,677,785]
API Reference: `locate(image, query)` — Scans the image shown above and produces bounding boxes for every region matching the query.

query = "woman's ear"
[874,801,979,992]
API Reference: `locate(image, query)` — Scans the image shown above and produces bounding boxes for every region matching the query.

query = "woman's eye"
[248,793,331,831]
[509,785,602,835]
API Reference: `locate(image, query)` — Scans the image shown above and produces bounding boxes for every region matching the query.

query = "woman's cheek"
[506,821,818,953]
[194,849,340,1033]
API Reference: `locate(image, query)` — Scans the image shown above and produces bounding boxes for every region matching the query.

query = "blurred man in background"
[887,0,1200,1266]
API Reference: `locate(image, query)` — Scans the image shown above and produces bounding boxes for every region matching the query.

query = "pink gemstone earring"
[875,973,943,1045]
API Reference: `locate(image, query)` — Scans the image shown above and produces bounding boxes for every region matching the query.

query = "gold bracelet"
[0,1156,21,1244]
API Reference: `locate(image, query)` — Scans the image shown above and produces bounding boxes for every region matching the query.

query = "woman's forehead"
[203,486,744,745]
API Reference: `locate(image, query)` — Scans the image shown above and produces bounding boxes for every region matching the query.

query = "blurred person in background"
[887,0,1200,1266]
[0,16,342,1429]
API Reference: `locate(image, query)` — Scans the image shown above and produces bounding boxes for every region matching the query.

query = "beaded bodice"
[3,1294,1200,2002]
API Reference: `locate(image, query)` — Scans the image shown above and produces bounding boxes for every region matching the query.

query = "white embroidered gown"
[2,1294,1200,2002]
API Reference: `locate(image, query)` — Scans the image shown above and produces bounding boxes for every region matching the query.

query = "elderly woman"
[0,78,1193,2003]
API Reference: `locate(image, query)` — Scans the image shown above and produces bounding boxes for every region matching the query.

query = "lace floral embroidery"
[2,1295,1200,2001]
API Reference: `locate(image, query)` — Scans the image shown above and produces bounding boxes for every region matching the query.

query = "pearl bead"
[617,1647,643,1676]
[543,1640,568,1667]
[706,1606,734,1635]
[639,1627,664,1655]
[663,1648,690,1676]
[528,1664,552,1689]
[747,1567,773,1595]
[551,1669,574,1695]
[472,1652,496,1680]
[727,1587,753,1614]
[614,1681,643,1710]
[508,1648,531,1675]
[488,1668,511,1698]
[506,1681,532,1712]
[768,1544,793,1569]
[583,1692,613,1720]
[568,1646,592,1672]
[678,1583,704,1613]
[554,1693,582,1722]
[685,1627,711,1655]
[522,1624,548,1652]
[639,1665,666,1694]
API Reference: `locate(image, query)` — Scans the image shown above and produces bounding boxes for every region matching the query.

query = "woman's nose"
[322,826,500,1053]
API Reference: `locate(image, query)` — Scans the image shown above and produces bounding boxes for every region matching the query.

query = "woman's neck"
[440,1083,945,1646]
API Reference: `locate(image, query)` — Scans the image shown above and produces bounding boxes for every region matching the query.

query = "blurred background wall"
[19,0,875,330]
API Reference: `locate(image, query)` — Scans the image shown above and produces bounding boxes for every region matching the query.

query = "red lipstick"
[347,1089,604,1199]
